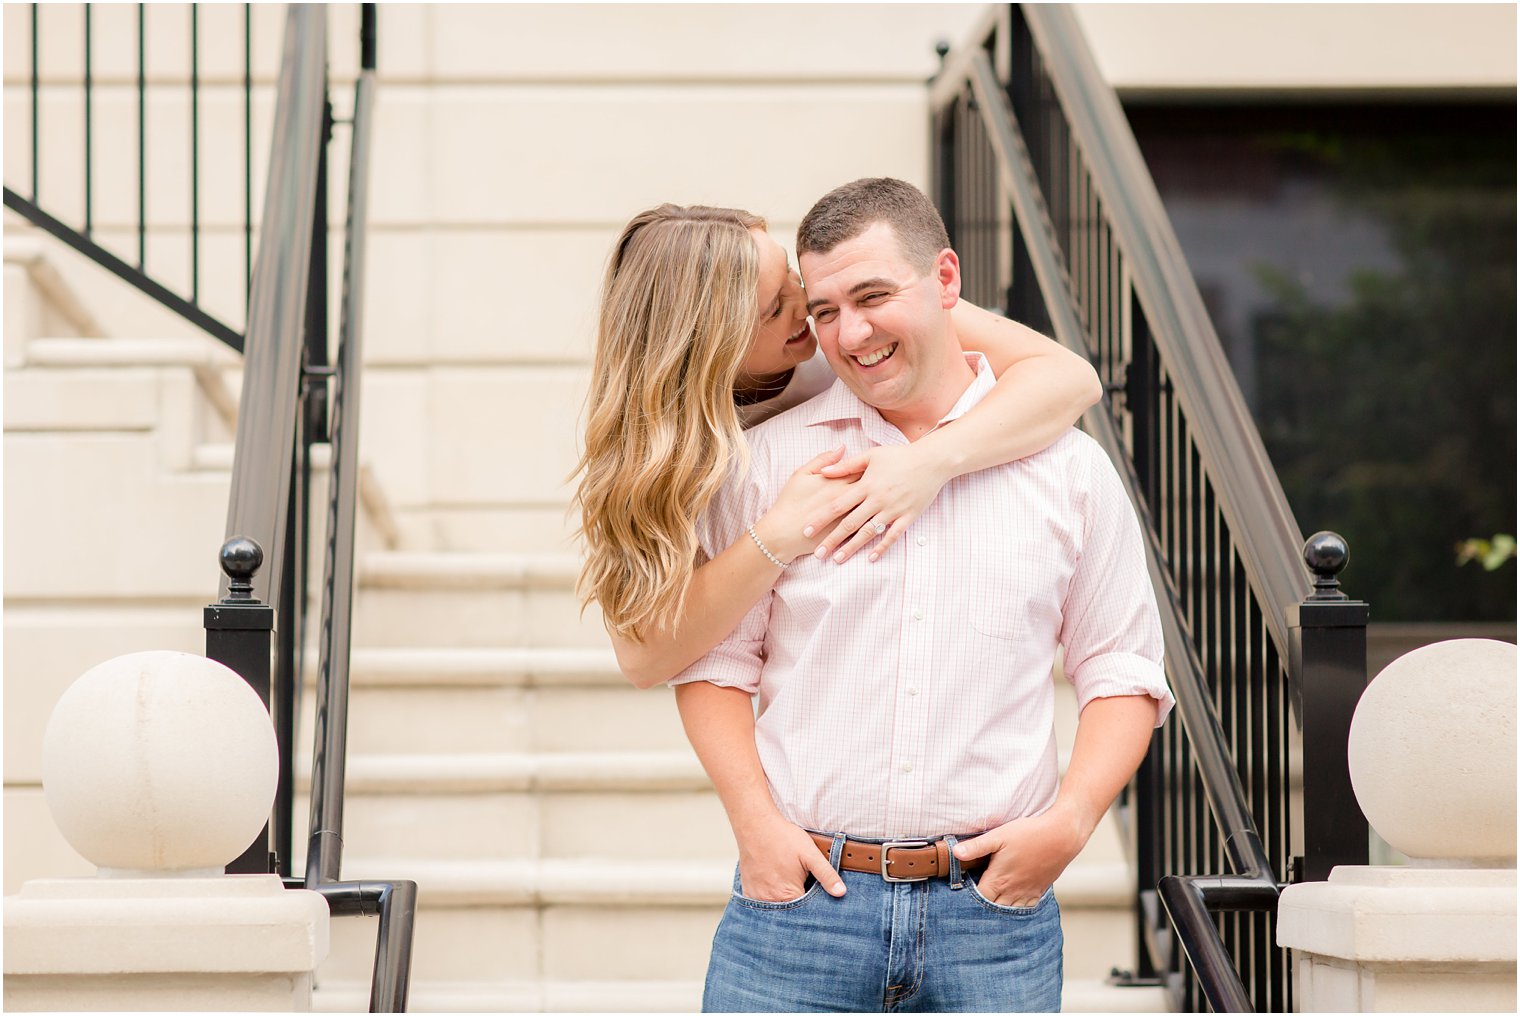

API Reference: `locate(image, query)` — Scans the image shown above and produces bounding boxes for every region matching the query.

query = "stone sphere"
[42,651,279,875]
[1348,638,1516,863]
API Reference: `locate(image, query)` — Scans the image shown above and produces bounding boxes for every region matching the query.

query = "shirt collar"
[802,352,997,443]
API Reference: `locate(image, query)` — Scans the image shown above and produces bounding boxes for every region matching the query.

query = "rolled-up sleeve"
[1060,441,1175,727]
[667,449,773,694]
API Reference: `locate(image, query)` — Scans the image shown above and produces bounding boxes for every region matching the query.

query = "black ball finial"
[1303,531,1349,599]
[219,537,264,601]
[934,40,952,66]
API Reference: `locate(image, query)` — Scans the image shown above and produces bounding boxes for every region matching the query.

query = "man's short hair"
[797,177,950,275]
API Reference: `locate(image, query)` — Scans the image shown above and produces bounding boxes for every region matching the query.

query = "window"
[1129,102,1516,622]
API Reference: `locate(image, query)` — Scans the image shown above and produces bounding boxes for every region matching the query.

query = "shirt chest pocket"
[958,530,1068,643]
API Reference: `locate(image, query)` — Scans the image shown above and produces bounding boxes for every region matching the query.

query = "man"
[670,178,1174,1013]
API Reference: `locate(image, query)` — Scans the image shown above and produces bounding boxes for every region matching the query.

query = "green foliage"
[1249,121,1516,621]
[1456,535,1517,572]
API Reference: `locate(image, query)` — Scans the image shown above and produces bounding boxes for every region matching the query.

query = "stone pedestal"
[1279,866,1516,1012]
[4,650,330,1011]
[5,875,329,1011]
[1278,639,1517,1012]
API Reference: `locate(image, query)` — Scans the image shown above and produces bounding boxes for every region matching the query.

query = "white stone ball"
[42,650,279,875]
[1348,638,1517,864]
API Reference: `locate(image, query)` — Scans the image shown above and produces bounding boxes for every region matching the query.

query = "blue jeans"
[702,833,1063,1013]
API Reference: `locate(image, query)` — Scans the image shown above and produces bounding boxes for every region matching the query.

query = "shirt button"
[906,687,919,696]
[901,764,913,774]
[916,535,927,547]
[912,609,924,621]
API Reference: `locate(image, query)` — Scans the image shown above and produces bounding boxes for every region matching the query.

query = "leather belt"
[809,832,986,883]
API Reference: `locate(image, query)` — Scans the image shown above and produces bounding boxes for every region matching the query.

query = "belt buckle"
[880,839,931,882]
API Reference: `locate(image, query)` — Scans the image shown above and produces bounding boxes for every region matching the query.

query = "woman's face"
[741,228,816,381]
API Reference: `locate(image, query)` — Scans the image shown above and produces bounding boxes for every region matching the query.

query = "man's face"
[801,222,961,415]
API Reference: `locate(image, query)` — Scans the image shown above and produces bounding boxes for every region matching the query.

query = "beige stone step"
[21,335,240,442]
[313,976,1171,1013]
[292,751,727,863]
[4,236,105,367]
[310,857,1140,989]
[300,646,686,756]
[312,978,701,1013]
[3,366,163,433]
[305,681,688,757]
[353,553,604,650]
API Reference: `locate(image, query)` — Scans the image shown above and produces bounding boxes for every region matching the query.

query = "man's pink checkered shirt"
[671,355,1174,839]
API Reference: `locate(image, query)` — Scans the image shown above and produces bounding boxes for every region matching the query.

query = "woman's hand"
[806,444,953,563]
[751,446,859,563]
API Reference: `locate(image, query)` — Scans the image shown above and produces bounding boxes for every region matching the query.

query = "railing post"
[1289,531,1370,884]
[205,537,278,875]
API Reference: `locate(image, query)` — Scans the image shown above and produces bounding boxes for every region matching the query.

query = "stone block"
[3,367,160,432]
[419,5,983,83]
[426,506,580,555]
[1280,866,1518,1012]
[4,875,328,1012]
[4,432,229,600]
[355,367,430,507]
[319,904,537,985]
[541,905,718,981]
[427,365,588,506]
[421,84,930,228]
[527,684,687,753]
[310,684,533,758]
[338,791,540,863]
[427,229,610,365]
[540,791,730,861]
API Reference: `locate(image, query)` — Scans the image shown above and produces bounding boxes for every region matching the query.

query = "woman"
[577,203,1100,688]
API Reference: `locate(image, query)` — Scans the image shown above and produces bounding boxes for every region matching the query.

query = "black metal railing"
[208,6,413,1012]
[4,3,259,350]
[6,2,413,1010]
[931,6,1368,1012]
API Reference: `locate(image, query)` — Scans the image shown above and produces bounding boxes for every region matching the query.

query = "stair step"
[3,366,162,433]
[360,551,580,591]
[320,751,707,794]
[305,648,674,756]
[312,977,1171,1013]
[311,681,687,756]
[353,583,604,651]
[25,335,239,370]
[312,979,701,1013]
[342,646,622,686]
[352,552,602,651]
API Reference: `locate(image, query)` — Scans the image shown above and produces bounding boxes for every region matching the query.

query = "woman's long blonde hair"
[575,204,766,642]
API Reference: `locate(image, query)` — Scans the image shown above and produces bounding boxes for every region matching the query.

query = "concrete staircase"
[306,551,1170,1013]
[4,230,1168,1011]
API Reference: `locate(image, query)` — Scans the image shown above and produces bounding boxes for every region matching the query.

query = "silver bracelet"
[746,523,786,569]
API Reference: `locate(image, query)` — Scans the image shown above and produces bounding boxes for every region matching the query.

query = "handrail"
[966,49,1276,1011]
[223,3,327,608]
[209,4,412,1010]
[1016,5,1309,657]
[307,57,374,902]
[934,8,1370,1009]
[302,13,416,1010]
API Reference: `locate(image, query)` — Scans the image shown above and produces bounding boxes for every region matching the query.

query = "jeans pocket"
[966,877,1054,916]
[730,865,821,911]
